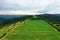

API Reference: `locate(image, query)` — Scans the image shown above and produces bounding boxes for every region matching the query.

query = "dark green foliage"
[0,15,60,32]
[0,15,33,29]
[37,14,60,32]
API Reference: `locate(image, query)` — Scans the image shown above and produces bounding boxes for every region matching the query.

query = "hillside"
[0,15,60,40]
[3,20,60,40]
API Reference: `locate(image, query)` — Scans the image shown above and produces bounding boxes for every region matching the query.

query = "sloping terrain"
[3,20,60,40]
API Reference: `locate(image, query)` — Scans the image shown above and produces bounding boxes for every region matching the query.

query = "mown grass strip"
[4,20,60,40]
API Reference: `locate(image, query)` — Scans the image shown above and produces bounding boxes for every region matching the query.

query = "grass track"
[2,20,60,40]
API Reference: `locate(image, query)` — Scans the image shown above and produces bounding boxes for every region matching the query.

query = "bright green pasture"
[3,20,60,40]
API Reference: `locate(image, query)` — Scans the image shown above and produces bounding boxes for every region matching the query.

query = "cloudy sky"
[0,0,60,15]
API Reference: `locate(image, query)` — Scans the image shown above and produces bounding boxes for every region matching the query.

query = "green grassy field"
[1,20,60,40]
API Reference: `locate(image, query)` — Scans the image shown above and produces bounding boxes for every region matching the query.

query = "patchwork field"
[0,20,60,40]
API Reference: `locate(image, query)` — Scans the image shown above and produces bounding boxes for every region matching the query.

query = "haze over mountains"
[0,10,60,15]
[0,0,60,19]
[0,10,60,19]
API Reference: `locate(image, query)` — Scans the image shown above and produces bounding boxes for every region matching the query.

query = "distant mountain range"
[0,15,26,19]
[0,14,60,27]
[0,14,60,19]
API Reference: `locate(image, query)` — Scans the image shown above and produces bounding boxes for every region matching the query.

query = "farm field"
[0,20,60,40]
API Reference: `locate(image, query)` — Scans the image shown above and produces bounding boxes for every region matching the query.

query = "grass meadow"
[1,20,60,40]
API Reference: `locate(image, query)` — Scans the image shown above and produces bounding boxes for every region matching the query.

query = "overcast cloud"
[0,0,60,14]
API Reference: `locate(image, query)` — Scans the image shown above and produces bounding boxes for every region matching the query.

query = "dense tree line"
[0,15,33,28]
[37,14,60,32]
[1,14,60,32]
